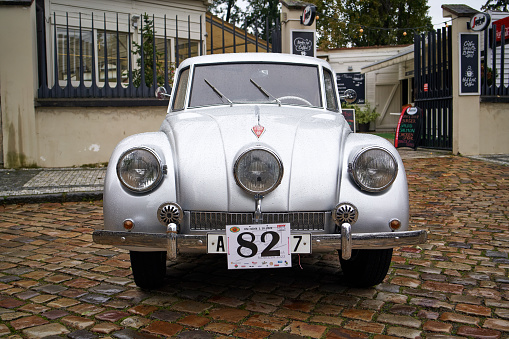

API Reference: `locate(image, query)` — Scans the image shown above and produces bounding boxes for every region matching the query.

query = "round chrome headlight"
[349,147,398,192]
[234,148,283,195]
[117,147,163,193]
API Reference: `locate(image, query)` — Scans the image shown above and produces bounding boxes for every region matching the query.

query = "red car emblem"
[252,125,265,138]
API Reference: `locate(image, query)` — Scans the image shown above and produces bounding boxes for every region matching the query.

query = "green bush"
[342,101,380,124]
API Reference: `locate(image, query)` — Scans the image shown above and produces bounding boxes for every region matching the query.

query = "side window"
[324,69,339,112]
[171,67,190,111]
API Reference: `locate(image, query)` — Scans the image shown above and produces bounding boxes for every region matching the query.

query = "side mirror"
[342,89,357,104]
[155,87,171,100]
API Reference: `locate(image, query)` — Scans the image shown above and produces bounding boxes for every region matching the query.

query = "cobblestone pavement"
[0,155,508,338]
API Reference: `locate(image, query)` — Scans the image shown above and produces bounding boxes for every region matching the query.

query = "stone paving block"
[1,157,508,338]
[22,323,70,338]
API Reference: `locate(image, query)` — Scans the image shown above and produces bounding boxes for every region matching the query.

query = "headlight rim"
[233,147,284,195]
[116,146,164,193]
[349,146,398,192]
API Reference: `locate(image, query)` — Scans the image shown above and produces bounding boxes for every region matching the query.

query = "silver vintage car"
[93,53,427,289]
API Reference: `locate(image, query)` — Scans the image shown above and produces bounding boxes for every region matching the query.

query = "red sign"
[494,16,509,42]
[423,83,428,92]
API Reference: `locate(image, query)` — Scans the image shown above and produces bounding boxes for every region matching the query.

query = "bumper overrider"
[92,223,427,260]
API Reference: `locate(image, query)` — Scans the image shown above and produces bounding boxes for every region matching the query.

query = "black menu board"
[291,31,315,57]
[337,73,365,104]
[459,33,480,95]
[395,106,422,149]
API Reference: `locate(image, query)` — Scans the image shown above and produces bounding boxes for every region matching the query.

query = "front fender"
[102,132,177,236]
[339,134,409,234]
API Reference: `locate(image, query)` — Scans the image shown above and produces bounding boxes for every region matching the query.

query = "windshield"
[188,62,322,108]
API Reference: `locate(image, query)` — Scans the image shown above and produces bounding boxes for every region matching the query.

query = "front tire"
[339,248,393,287]
[130,251,167,289]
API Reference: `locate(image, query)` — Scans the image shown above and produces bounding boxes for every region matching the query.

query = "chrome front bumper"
[93,223,427,260]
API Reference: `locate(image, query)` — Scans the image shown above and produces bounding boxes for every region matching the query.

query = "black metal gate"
[414,27,453,150]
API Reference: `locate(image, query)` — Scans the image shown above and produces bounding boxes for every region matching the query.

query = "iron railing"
[414,27,453,150]
[482,23,509,97]
[37,12,281,100]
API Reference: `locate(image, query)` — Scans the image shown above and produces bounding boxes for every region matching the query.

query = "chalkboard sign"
[459,33,480,95]
[337,73,365,104]
[342,108,356,132]
[291,30,315,57]
[395,106,422,149]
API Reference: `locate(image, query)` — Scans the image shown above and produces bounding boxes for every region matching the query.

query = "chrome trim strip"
[93,229,427,254]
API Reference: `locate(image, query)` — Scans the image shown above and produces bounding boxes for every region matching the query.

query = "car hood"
[160,105,351,212]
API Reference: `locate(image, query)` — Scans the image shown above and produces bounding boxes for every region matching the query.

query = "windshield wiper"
[250,79,281,106]
[204,79,233,106]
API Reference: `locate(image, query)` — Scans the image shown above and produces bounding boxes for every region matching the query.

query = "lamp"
[132,15,140,30]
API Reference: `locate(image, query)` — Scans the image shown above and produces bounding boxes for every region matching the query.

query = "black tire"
[339,248,393,287]
[130,251,167,289]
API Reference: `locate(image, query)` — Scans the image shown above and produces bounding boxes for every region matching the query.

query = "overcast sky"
[428,0,484,28]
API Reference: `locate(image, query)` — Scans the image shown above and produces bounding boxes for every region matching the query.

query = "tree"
[482,0,509,11]
[309,0,433,49]
[208,0,244,23]
[132,13,174,88]
[208,0,280,43]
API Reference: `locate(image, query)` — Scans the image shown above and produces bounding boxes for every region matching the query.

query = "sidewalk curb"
[1,192,103,205]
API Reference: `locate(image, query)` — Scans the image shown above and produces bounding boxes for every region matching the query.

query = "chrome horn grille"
[332,203,358,225]
[157,202,183,226]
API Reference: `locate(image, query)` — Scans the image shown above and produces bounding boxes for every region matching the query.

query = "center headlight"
[349,147,398,192]
[234,148,283,195]
[117,147,164,193]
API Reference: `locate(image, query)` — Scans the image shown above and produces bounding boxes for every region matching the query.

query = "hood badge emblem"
[252,124,265,139]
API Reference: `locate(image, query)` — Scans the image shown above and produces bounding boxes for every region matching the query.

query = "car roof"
[177,53,332,70]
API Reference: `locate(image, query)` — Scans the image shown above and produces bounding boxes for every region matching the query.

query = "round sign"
[301,5,316,26]
[469,13,490,31]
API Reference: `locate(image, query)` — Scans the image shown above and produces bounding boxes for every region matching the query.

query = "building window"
[176,39,200,61]
[97,31,129,83]
[57,27,129,84]
[57,27,93,81]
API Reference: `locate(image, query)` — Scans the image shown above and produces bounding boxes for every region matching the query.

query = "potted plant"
[343,102,380,132]
[356,102,379,132]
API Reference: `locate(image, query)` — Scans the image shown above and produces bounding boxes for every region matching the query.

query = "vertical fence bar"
[491,24,497,96]
[501,25,505,95]
[255,22,259,52]
[164,15,168,89]
[140,14,146,95]
[200,15,203,56]
[176,15,180,63]
[222,17,225,54]
[128,14,133,97]
[483,28,488,95]
[103,13,110,96]
[266,18,269,52]
[152,14,157,91]
[37,5,49,98]
[53,13,60,97]
[233,19,236,53]
[188,15,192,58]
[91,13,97,97]
[209,14,213,55]
[78,13,84,95]
[116,13,121,96]
[245,17,248,52]
[65,13,71,97]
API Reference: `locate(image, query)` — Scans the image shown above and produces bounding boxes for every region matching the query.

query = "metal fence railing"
[37,11,281,100]
[482,23,509,97]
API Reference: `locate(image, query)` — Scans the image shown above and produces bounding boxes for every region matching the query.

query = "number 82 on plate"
[207,223,311,270]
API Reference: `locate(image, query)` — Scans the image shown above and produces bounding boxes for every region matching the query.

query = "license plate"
[207,224,311,269]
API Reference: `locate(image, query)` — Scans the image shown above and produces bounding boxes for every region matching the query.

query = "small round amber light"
[389,219,401,231]
[123,219,134,230]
